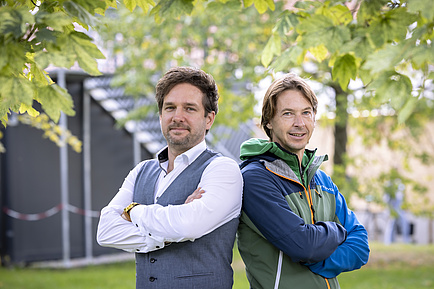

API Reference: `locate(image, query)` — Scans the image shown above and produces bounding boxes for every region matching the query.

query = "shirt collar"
[157,140,207,165]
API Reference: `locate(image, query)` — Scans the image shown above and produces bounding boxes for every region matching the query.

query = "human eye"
[302,110,313,116]
[186,106,198,112]
[164,105,175,111]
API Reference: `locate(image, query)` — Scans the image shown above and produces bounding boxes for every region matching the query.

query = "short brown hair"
[261,73,318,139]
[155,67,219,116]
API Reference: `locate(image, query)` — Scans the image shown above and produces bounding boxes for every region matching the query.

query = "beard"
[163,123,205,152]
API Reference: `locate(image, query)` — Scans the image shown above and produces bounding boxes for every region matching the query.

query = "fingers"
[121,212,131,222]
[184,187,205,204]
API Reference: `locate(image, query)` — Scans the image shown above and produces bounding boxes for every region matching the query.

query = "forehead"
[163,83,204,105]
[276,89,313,110]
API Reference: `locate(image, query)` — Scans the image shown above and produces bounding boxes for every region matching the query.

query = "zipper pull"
[299,191,303,199]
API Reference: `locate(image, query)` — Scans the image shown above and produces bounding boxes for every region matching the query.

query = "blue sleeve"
[306,173,370,278]
[242,162,347,263]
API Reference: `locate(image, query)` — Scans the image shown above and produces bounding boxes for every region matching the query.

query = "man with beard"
[97,67,242,289]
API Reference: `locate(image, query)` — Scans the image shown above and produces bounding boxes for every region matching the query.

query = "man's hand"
[184,187,205,204]
[121,211,131,222]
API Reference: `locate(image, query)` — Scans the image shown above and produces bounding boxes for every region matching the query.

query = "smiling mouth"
[169,126,190,134]
[289,132,305,137]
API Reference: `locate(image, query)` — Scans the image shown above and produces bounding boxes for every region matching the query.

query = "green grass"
[1,242,433,289]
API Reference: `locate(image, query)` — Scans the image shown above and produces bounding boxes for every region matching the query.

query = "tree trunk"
[332,85,348,167]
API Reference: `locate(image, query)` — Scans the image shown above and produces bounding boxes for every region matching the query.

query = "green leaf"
[0,41,25,73]
[150,0,195,23]
[35,11,71,32]
[297,14,351,53]
[35,27,59,45]
[253,0,274,14]
[243,0,254,8]
[34,49,76,71]
[398,96,418,124]
[124,0,137,12]
[332,54,357,89]
[36,32,105,75]
[95,0,118,15]
[261,33,281,67]
[270,46,304,71]
[0,76,34,113]
[367,8,417,48]
[206,0,242,16]
[63,1,100,28]
[362,45,402,74]
[357,0,388,23]
[294,0,321,10]
[410,43,434,69]
[0,7,34,39]
[68,32,105,75]
[136,0,155,14]
[317,3,352,26]
[369,72,412,108]
[273,12,299,35]
[340,30,374,60]
[358,68,374,86]
[309,44,328,62]
[407,0,434,21]
[19,103,40,117]
[29,59,54,86]
[36,84,75,122]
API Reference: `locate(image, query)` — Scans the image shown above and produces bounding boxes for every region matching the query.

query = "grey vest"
[133,149,239,289]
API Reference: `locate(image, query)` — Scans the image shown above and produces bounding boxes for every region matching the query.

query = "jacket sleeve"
[306,172,370,278]
[242,162,347,263]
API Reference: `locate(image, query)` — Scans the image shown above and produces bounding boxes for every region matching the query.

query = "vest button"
[149,277,156,282]
[150,258,156,263]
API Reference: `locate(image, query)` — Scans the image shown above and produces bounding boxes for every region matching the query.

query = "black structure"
[0,71,151,266]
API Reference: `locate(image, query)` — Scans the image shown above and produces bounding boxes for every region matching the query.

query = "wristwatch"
[124,202,140,219]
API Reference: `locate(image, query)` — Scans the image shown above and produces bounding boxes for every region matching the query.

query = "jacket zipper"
[266,165,331,289]
[265,167,316,224]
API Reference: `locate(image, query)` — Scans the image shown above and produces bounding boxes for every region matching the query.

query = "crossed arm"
[304,174,370,278]
[241,165,347,264]
[120,187,205,222]
[96,157,242,253]
[241,164,369,276]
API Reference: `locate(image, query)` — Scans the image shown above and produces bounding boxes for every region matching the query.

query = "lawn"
[1,242,433,289]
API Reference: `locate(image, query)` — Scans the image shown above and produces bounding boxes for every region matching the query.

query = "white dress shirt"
[96,140,243,253]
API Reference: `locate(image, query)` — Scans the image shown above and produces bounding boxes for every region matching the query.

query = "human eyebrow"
[162,102,175,109]
[281,108,295,114]
[184,102,200,108]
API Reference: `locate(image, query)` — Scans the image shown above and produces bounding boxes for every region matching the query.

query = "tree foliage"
[96,1,280,127]
[1,0,433,212]
[0,0,110,125]
[260,0,433,212]
[262,0,433,124]
[0,0,274,136]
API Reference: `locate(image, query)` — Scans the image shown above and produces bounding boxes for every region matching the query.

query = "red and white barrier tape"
[2,204,100,221]
[66,204,101,218]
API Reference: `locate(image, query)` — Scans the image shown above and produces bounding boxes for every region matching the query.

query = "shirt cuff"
[130,205,166,252]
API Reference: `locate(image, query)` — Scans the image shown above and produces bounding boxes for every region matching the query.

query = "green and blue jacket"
[237,138,370,289]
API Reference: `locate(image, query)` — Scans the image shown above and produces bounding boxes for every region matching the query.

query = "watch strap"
[124,202,140,218]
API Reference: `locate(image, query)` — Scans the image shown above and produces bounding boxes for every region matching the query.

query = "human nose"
[172,107,185,122]
[293,114,305,127]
